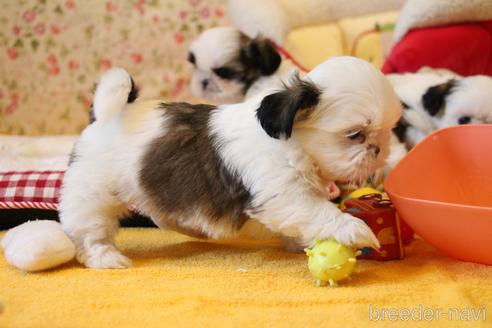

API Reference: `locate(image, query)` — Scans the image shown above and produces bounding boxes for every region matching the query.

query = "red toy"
[343,194,412,261]
[382,20,492,76]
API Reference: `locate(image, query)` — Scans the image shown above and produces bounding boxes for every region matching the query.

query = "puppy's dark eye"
[213,67,237,80]
[347,130,366,144]
[187,52,196,65]
[458,116,471,125]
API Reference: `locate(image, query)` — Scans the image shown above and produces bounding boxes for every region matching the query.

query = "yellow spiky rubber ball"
[305,240,360,287]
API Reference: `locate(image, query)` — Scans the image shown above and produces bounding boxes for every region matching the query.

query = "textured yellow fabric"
[286,25,345,69]
[285,11,399,70]
[1,228,491,328]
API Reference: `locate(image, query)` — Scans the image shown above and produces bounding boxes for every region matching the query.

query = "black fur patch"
[187,51,196,65]
[392,102,410,143]
[458,115,471,125]
[88,108,96,124]
[138,103,251,230]
[240,36,281,76]
[422,79,456,116]
[393,119,409,143]
[256,75,321,139]
[127,77,139,103]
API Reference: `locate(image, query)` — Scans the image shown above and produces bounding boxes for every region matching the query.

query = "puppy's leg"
[60,68,137,268]
[324,212,380,249]
[310,207,380,249]
[59,169,131,269]
[252,190,379,249]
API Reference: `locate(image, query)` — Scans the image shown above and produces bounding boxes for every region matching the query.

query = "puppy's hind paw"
[83,244,132,269]
[333,214,380,249]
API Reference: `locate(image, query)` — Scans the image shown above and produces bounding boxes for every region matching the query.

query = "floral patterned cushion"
[0,0,228,135]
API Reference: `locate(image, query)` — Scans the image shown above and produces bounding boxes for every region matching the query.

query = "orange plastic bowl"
[385,125,492,265]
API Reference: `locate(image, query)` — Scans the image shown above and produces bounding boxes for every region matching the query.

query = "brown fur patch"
[138,103,251,231]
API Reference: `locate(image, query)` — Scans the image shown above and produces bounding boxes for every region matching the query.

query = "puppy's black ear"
[422,79,456,116]
[242,37,281,76]
[256,75,320,139]
[392,118,409,143]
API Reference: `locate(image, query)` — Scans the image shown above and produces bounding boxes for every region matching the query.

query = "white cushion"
[1,220,75,271]
[393,0,492,42]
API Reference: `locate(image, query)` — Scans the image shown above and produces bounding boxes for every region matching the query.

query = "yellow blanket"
[1,228,491,328]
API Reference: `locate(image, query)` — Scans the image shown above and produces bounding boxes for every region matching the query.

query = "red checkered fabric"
[0,171,64,210]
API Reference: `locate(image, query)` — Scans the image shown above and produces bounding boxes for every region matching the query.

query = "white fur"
[393,0,492,42]
[60,57,401,269]
[93,68,134,123]
[245,63,295,99]
[436,75,492,129]
[386,134,408,173]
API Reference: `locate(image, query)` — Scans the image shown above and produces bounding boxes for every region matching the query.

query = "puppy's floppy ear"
[422,79,456,116]
[242,37,281,76]
[256,75,321,139]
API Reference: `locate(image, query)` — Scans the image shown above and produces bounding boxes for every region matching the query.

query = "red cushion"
[0,171,63,210]
[382,20,492,76]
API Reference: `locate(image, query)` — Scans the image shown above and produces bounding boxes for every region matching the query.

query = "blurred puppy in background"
[188,26,293,104]
[388,70,492,149]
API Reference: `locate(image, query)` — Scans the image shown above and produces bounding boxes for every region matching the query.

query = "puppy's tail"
[93,68,138,123]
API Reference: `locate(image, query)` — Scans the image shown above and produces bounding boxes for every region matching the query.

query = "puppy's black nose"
[201,79,209,89]
[369,144,380,156]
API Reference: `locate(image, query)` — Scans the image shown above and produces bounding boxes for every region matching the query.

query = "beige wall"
[0,1,396,136]
[0,0,229,135]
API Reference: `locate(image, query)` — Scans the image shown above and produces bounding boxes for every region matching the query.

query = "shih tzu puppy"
[188,26,292,104]
[425,75,492,129]
[59,56,401,269]
[388,72,492,148]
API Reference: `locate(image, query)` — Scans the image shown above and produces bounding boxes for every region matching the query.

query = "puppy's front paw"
[333,214,380,249]
[81,243,132,269]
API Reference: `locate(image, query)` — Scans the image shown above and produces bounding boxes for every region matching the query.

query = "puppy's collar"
[268,39,310,73]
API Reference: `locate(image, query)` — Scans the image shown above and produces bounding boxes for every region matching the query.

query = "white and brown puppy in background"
[60,57,401,269]
[188,26,292,104]
[389,72,492,148]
